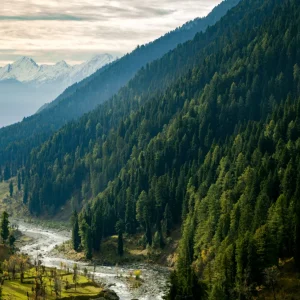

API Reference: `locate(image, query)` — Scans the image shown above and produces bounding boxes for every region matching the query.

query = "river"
[16,222,169,300]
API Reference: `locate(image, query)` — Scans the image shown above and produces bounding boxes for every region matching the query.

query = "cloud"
[0,0,221,65]
[0,15,85,21]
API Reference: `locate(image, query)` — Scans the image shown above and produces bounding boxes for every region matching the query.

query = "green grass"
[2,268,102,299]
[0,178,28,219]
[0,179,9,199]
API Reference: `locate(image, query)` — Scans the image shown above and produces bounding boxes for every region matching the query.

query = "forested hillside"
[0,0,240,176]
[16,0,276,216]
[167,0,300,298]
[3,0,300,298]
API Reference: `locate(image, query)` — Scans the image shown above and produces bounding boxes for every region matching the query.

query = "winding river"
[16,222,169,300]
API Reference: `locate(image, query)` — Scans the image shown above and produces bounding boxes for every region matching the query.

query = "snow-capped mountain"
[0,54,115,86]
[0,54,116,128]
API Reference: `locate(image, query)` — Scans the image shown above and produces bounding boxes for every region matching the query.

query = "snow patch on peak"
[55,60,70,68]
[15,56,37,65]
[0,57,39,82]
[68,54,116,84]
[0,54,116,85]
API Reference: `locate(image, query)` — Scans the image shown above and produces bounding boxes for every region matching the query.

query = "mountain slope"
[19,0,283,221]
[0,0,241,169]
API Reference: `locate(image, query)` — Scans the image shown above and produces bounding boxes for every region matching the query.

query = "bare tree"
[54,275,62,298]
[73,264,78,291]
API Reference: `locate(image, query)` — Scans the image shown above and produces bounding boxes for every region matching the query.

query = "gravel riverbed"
[15,221,169,300]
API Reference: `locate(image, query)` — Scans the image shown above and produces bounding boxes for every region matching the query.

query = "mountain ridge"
[0,54,117,127]
[0,54,116,85]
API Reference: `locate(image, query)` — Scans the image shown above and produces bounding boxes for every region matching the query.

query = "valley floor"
[52,228,180,268]
[15,222,169,300]
[2,268,105,300]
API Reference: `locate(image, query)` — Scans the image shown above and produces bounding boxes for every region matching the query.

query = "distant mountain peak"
[90,53,113,60]
[55,60,70,68]
[14,56,38,67]
[0,54,116,84]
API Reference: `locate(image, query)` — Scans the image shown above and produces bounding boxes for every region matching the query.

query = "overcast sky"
[0,0,221,66]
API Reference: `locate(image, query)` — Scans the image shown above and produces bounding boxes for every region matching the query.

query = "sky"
[0,0,221,66]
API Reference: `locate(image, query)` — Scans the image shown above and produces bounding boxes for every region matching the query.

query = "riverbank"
[52,228,180,268]
[15,221,169,300]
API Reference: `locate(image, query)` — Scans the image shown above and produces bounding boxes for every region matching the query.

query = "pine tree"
[163,203,173,236]
[91,207,103,252]
[125,188,136,234]
[23,180,28,204]
[21,169,25,185]
[84,226,93,260]
[72,210,81,252]
[9,234,16,249]
[9,180,13,197]
[17,172,21,191]
[3,165,10,181]
[0,211,9,243]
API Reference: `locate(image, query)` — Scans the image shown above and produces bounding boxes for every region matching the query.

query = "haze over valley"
[0,54,116,127]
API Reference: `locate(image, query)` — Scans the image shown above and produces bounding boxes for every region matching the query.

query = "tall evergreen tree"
[84,226,93,260]
[17,172,21,191]
[23,180,28,204]
[0,211,9,243]
[72,210,81,252]
[3,165,10,181]
[9,180,13,197]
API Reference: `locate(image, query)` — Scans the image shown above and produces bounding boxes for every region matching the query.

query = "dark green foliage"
[72,210,81,252]
[17,172,21,191]
[166,270,207,300]
[80,221,93,260]
[9,234,16,248]
[9,180,13,197]
[3,165,10,181]
[0,211,9,243]
[23,180,28,204]
[84,226,93,260]
[79,206,93,259]
[163,204,173,237]
[116,220,125,257]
